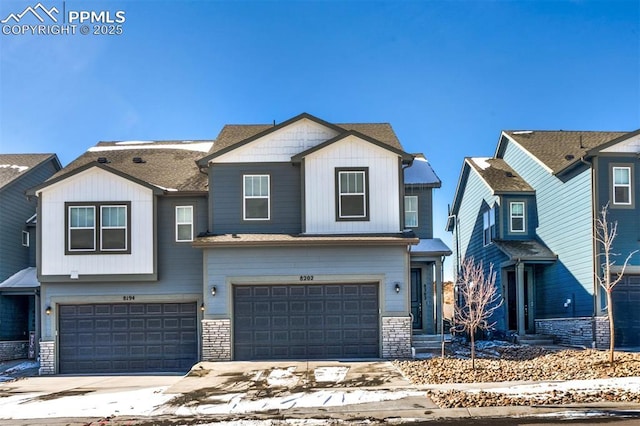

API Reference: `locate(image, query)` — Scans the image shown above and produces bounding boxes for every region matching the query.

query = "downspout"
[580,155,598,348]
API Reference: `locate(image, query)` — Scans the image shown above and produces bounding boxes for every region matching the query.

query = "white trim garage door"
[613,274,640,347]
[58,302,198,373]
[233,283,379,360]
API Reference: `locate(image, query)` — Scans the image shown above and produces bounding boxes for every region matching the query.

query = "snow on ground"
[476,377,640,397]
[176,389,425,416]
[3,360,38,374]
[0,386,173,419]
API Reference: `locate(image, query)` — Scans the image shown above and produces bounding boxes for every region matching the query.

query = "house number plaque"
[299,275,314,281]
[122,295,135,301]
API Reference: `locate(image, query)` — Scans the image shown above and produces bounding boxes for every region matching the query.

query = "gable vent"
[97,157,108,163]
[132,157,146,164]
[565,154,575,161]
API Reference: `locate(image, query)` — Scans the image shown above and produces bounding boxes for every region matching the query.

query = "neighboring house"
[0,154,61,361]
[29,113,450,374]
[447,130,640,348]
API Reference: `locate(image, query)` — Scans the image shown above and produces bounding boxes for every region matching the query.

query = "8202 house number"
[299,275,314,281]
[122,295,135,301]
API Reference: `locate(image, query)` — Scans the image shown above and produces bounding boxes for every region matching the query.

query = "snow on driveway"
[0,386,173,419]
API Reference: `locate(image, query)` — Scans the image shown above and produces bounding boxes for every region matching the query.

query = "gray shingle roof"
[204,113,403,160]
[50,141,213,192]
[493,239,557,262]
[404,154,441,186]
[503,130,628,175]
[467,157,534,193]
[0,154,57,190]
[193,233,418,247]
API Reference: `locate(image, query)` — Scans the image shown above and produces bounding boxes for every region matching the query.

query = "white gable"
[601,133,640,153]
[214,118,340,163]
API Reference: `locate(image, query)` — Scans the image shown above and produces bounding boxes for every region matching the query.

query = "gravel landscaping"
[393,341,640,408]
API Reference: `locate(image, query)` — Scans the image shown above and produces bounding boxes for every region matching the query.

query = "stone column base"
[39,341,55,375]
[202,319,232,361]
[382,316,412,359]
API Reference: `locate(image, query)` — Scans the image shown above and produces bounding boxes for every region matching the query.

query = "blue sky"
[1,0,639,279]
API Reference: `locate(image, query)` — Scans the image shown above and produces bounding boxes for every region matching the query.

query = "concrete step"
[412,334,451,356]
[518,334,555,346]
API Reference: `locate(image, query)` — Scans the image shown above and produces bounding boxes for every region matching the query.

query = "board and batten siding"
[209,163,301,234]
[501,140,594,318]
[203,245,409,316]
[214,119,340,163]
[303,136,401,234]
[404,187,434,239]
[0,158,59,282]
[38,167,155,277]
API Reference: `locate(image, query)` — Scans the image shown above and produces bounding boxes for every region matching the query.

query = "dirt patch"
[25,389,93,402]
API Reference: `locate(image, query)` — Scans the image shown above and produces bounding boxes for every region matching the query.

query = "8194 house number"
[122,295,135,301]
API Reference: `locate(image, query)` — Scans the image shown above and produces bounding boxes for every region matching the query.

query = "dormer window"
[612,166,632,205]
[509,202,525,233]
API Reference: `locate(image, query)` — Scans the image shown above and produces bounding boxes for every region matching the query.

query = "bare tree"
[594,204,637,365]
[453,257,503,369]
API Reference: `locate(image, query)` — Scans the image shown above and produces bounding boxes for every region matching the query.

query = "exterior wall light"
[45,306,52,315]
[394,283,401,293]
[200,303,205,312]
[211,286,217,296]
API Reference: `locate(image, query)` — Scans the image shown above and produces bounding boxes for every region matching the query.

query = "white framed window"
[100,205,127,251]
[483,206,496,245]
[66,202,130,254]
[68,206,96,251]
[510,202,525,233]
[243,175,270,220]
[404,196,418,228]
[613,166,632,205]
[176,206,194,242]
[336,168,369,220]
[22,231,29,247]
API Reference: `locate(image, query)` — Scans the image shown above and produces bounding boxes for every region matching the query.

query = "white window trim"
[176,205,194,242]
[509,201,525,233]
[22,230,29,247]
[612,166,632,205]
[68,205,96,252]
[483,207,495,246]
[243,174,270,221]
[337,170,368,219]
[404,195,418,228]
[100,205,128,252]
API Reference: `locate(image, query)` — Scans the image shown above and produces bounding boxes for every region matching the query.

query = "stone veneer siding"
[39,341,55,375]
[0,341,28,361]
[382,316,412,358]
[202,319,231,361]
[535,317,609,348]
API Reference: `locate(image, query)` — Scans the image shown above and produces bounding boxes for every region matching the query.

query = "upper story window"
[483,206,496,245]
[22,230,30,247]
[243,174,270,220]
[176,206,194,242]
[405,196,418,228]
[509,201,525,233]
[336,168,369,221]
[612,166,632,205]
[66,202,130,254]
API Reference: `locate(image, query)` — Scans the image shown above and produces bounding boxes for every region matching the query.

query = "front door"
[411,268,422,329]
[507,271,531,333]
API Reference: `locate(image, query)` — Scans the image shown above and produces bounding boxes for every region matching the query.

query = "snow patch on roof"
[89,142,213,153]
[0,164,29,172]
[471,157,491,170]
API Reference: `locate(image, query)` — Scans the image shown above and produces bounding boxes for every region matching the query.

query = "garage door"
[233,283,379,360]
[59,302,198,374]
[612,275,640,347]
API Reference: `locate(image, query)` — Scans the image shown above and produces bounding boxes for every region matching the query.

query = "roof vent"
[505,171,515,178]
[132,157,145,164]
[97,157,108,163]
[565,154,575,161]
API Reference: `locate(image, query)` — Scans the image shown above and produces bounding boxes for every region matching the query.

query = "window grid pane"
[510,202,525,232]
[613,167,631,205]
[244,175,270,220]
[405,196,418,228]
[176,206,193,241]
